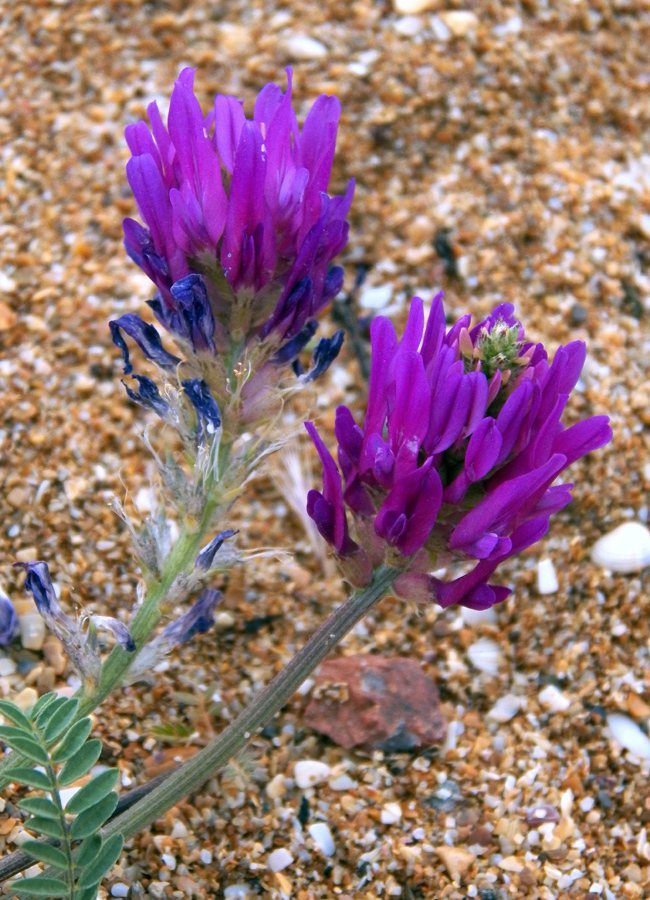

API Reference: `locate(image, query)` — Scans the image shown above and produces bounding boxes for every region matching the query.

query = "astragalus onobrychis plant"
[0,67,611,896]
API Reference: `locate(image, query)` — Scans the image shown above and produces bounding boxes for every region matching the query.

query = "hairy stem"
[104,565,396,842]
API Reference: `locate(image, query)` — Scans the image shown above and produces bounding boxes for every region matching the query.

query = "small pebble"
[393,0,436,12]
[538,684,571,712]
[537,558,559,594]
[467,637,502,675]
[394,16,422,37]
[285,35,327,60]
[359,283,393,309]
[381,801,402,824]
[328,773,357,791]
[434,845,475,880]
[224,887,252,900]
[294,760,331,789]
[438,10,479,37]
[19,613,45,652]
[266,773,287,799]
[170,821,188,839]
[590,522,650,573]
[308,822,335,856]
[199,848,212,864]
[267,847,293,873]
[461,606,497,627]
[487,694,521,723]
[13,687,38,711]
[110,886,129,899]
[0,657,16,677]
[607,713,650,759]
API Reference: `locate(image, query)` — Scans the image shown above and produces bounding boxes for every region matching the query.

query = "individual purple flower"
[306,295,612,608]
[120,66,353,359]
[195,530,238,571]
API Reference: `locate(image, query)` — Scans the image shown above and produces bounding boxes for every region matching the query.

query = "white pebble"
[639,214,650,241]
[467,637,502,675]
[111,886,129,899]
[267,848,293,873]
[493,15,522,37]
[487,694,522,723]
[359,283,393,309]
[285,35,327,60]
[537,558,559,594]
[579,796,595,812]
[394,0,436,12]
[294,760,331,789]
[538,684,571,712]
[607,713,650,759]
[430,15,452,40]
[591,522,650,573]
[59,787,81,807]
[162,853,176,870]
[461,605,497,627]
[394,16,422,37]
[199,848,213,864]
[0,657,16,677]
[0,272,16,292]
[328,774,357,791]
[308,822,335,856]
[224,887,252,900]
[171,821,189,839]
[381,802,402,824]
[19,613,45,651]
[438,10,479,37]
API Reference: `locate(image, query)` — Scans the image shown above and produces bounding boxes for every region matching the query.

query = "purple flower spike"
[122,66,352,366]
[307,295,612,609]
[0,590,18,646]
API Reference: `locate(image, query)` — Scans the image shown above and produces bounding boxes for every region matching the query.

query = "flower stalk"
[102,565,396,842]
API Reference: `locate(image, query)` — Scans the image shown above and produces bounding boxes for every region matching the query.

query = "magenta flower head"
[306,295,612,605]
[117,67,351,372]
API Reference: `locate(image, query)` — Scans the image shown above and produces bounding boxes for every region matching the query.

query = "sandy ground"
[1,0,650,897]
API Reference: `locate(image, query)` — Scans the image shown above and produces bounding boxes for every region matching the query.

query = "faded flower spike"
[120,66,352,360]
[306,295,612,607]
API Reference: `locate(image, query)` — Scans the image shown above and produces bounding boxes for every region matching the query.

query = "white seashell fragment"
[381,802,402,824]
[487,694,522,723]
[607,713,650,759]
[267,848,293,873]
[537,558,559,594]
[308,822,335,856]
[359,284,393,309]
[590,522,650,574]
[294,760,331,789]
[467,637,502,675]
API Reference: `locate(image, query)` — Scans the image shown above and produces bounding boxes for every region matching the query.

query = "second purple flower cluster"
[306,296,612,609]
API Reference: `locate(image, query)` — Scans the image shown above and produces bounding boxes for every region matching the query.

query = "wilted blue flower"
[15,561,136,686]
[306,295,612,607]
[195,529,238,571]
[181,378,222,436]
[119,67,351,365]
[0,589,18,647]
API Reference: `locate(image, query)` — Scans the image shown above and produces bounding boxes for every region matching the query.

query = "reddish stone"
[304,656,447,752]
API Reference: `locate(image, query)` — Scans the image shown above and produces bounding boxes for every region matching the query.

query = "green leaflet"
[14,876,70,898]
[0,733,48,766]
[57,739,102,786]
[24,815,65,840]
[65,768,119,814]
[74,885,101,900]
[42,698,79,746]
[69,791,119,840]
[75,833,102,869]
[9,767,52,791]
[76,833,124,888]
[0,700,33,731]
[18,796,60,820]
[33,694,68,728]
[29,691,59,720]
[20,839,69,870]
[50,717,92,763]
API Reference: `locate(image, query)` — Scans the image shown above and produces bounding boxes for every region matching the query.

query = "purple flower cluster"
[306,295,612,608]
[118,67,351,372]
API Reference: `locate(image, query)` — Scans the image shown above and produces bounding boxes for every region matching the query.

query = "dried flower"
[15,561,135,688]
[119,67,351,364]
[0,587,18,647]
[306,295,612,607]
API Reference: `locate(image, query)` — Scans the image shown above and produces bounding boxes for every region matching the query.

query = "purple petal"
[195,529,239,571]
[0,591,18,646]
[214,94,246,172]
[182,379,221,435]
[159,589,223,645]
[93,617,136,652]
[122,375,171,419]
[110,314,181,375]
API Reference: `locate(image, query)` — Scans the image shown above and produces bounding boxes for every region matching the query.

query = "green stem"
[44,760,75,899]
[104,565,396,842]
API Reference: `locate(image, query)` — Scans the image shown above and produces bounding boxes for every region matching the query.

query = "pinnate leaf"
[43,697,78,746]
[18,796,60,819]
[14,876,70,897]
[9,767,52,791]
[66,768,119,814]
[21,839,69,870]
[77,832,123,887]
[69,791,118,840]
[57,739,102,785]
[51,717,92,763]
